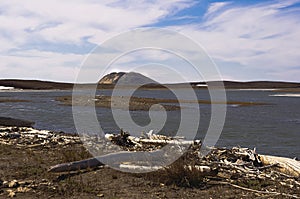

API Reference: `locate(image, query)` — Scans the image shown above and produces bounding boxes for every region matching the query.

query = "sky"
[0,0,300,83]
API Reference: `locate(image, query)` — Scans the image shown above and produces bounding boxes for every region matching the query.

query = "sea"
[0,88,299,158]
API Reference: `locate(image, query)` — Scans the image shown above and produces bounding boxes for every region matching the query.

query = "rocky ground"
[0,126,299,198]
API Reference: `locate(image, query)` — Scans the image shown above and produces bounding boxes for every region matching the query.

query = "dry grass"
[60,146,92,163]
[1,141,298,198]
[137,152,209,188]
[158,160,206,187]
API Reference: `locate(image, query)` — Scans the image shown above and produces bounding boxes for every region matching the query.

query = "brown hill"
[98,72,157,86]
[99,72,126,84]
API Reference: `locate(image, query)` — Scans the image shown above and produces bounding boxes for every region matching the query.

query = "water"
[0,89,299,158]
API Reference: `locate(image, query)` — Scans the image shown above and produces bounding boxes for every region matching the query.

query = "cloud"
[0,0,300,82]
[0,0,194,46]
[205,1,231,16]
[0,50,84,82]
[0,0,194,81]
[174,0,300,81]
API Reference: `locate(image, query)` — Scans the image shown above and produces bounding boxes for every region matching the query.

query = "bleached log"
[49,150,164,173]
[119,164,163,172]
[185,165,212,173]
[49,147,200,173]
[105,133,201,146]
[48,157,104,173]
[129,136,201,145]
[259,155,300,177]
[49,132,200,173]
[119,164,217,176]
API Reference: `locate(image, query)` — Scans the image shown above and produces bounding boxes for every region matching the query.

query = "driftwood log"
[259,155,300,177]
[49,149,192,173]
[49,154,217,175]
[49,149,300,177]
[48,131,300,178]
[49,131,201,173]
[118,164,216,175]
[105,132,201,146]
[48,157,104,173]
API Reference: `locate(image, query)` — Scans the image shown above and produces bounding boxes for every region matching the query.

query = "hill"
[99,72,157,85]
[0,79,74,90]
[0,73,299,90]
[99,72,300,89]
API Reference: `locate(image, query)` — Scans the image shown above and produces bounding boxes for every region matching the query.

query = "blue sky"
[0,0,300,82]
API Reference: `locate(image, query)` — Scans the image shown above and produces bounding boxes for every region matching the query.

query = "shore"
[0,126,299,198]
[1,79,300,91]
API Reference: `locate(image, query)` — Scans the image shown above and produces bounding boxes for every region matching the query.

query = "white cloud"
[0,0,300,82]
[0,50,84,82]
[0,0,194,81]
[175,0,300,81]
[206,1,231,16]
[0,0,194,46]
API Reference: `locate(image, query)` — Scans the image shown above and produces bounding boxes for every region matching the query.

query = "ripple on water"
[270,93,300,97]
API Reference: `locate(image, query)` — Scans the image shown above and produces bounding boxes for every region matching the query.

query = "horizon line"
[0,78,300,84]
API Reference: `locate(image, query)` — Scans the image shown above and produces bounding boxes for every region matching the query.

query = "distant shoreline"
[1,79,300,91]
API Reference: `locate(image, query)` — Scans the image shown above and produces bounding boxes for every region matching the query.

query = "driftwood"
[49,130,202,173]
[1,126,298,196]
[0,126,81,147]
[209,181,300,199]
[118,164,216,175]
[48,157,104,173]
[49,153,217,175]
[105,130,201,147]
[47,131,300,198]
[105,134,200,146]
[48,149,192,173]
[259,154,300,177]
[128,136,201,145]
[119,164,162,172]
[48,149,172,173]
[48,131,300,179]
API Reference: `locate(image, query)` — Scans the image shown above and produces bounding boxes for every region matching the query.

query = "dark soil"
[0,117,34,127]
[0,140,298,198]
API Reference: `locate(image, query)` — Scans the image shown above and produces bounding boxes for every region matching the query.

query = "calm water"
[0,89,299,158]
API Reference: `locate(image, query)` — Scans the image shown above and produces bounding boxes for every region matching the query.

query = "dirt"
[0,144,257,199]
[0,130,299,198]
[0,117,34,127]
